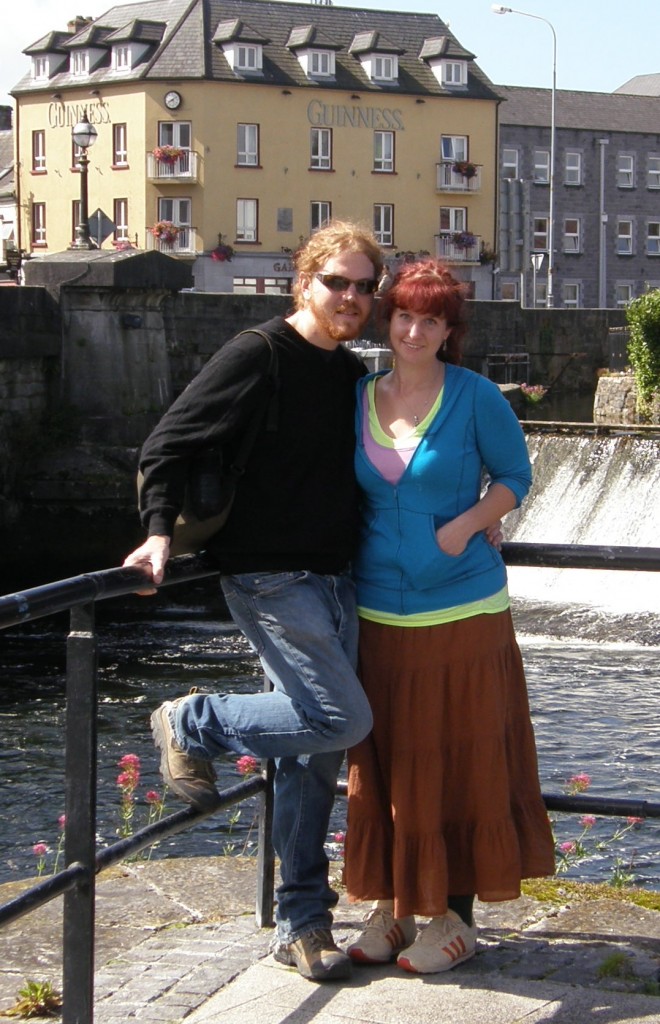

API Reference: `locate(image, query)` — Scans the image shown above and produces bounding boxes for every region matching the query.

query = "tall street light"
[70,111,98,250]
[492,4,556,308]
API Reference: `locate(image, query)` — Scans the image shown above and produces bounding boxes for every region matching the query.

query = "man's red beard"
[309,295,367,342]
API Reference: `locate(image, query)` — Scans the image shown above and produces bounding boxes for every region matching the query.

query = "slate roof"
[497,84,660,134]
[615,73,660,97]
[0,130,15,191]
[12,0,500,100]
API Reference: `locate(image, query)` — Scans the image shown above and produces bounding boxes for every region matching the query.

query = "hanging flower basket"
[152,145,184,164]
[151,220,180,244]
[211,243,234,262]
[452,231,477,249]
[520,383,548,404]
[453,160,477,179]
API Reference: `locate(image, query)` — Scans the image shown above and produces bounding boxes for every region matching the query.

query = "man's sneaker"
[273,928,352,981]
[150,700,220,811]
[397,910,477,974]
[347,906,417,963]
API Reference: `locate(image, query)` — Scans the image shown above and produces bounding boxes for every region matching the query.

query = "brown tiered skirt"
[344,610,555,919]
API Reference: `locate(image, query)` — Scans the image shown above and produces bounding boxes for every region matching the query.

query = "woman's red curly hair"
[378,259,469,365]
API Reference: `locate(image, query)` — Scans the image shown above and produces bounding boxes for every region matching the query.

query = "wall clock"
[164,90,182,110]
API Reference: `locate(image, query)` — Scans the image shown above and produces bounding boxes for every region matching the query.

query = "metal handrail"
[1,542,659,1024]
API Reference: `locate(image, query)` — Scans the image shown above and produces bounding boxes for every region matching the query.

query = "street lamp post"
[70,112,98,250]
[492,4,556,308]
[531,252,544,307]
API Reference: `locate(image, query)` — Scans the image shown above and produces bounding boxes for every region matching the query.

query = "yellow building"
[12,0,500,295]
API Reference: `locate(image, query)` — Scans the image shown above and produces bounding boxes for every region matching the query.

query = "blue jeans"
[173,570,373,942]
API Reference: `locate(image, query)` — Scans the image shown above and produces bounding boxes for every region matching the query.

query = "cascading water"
[506,430,660,644]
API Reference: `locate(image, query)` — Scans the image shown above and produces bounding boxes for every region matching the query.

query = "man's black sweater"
[139,316,366,574]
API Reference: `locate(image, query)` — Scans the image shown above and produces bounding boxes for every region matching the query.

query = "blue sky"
[2,0,658,107]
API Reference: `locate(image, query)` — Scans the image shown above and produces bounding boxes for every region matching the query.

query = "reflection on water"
[1,594,658,890]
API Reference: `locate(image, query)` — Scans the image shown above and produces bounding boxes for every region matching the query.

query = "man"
[124,221,384,982]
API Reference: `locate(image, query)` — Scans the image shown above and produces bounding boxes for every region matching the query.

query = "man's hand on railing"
[122,535,171,594]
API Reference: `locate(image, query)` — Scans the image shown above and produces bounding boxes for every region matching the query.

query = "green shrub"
[625,289,660,416]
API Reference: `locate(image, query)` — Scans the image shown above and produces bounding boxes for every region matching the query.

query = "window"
[648,156,660,189]
[533,150,550,183]
[647,222,660,255]
[374,204,393,246]
[159,121,191,150]
[563,282,581,308]
[617,219,633,255]
[311,201,331,232]
[236,44,260,71]
[112,123,128,167]
[441,135,467,162]
[237,124,259,166]
[374,131,394,173]
[158,197,191,249]
[441,60,467,86]
[71,50,89,76]
[565,152,581,185]
[236,198,258,241]
[439,206,466,234]
[615,283,633,307]
[114,198,129,242]
[373,55,396,80]
[32,131,46,173]
[114,45,131,71]
[502,148,518,179]
[32,56,48,80]
[617,154,634,188]
[310,50,334,76]
[232,277,291,295]
[500,280,519,301]
[563,218,581,253]
[32,202,46,246]
[310,128,332,170]
[533,216,549,251]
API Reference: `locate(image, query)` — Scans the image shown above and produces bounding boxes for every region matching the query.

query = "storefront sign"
[48,101,111,129]
[307,99,404,131]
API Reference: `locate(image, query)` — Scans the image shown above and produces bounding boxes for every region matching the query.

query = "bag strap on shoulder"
[228,329,280,478]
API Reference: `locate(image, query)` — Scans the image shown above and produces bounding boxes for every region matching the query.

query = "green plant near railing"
[625,288,660,417]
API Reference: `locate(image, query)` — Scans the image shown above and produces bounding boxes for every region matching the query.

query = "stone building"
[10,0,500,296]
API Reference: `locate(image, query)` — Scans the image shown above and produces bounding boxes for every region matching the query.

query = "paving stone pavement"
[1,857,659,1023]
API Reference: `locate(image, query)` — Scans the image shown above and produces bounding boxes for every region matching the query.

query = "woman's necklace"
[394,374,444,426]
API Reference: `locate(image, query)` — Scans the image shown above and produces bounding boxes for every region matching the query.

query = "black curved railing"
[1,542,659,1024]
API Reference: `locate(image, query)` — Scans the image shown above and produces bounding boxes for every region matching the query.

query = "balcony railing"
[146,150,200,183]
[145,226,198,255]
[436,161,482,192]
[435,233,482,263]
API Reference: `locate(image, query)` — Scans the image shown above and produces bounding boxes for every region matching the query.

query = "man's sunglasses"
[315,273,378,296]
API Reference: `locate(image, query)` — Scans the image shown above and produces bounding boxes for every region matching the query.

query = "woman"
[344,260,555,975]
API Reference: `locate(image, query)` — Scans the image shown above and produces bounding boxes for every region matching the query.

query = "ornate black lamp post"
[70,112,98,249]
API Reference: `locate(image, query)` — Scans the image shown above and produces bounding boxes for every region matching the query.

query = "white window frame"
[112,123,128,167]
[373,55,397,81]
[374,204,393,246]
[563,217,581,253]
[158,196,192,249]
[311,200,331,232]
[439,206,466,234]
[647,221,660,256]
[533,149,550,184]
[236,44,261,71]
[502,148,518,179]
[441,60,467,86]
[236,198,258,241]
[113,45,131,72]
[32,202,46,246]
[158,121,191,150]
[71,50,89,76]
[374,131,394,173]
[617,219,633,255]
[310,50,334,76]
[237,124,259,166]
[533,216,549,251]
[32,130,46,173]
[615,282,634,307]
[32,56,48,81]
[563,282,581,308]
[648,156,660,189]
[310,128,332,170]
[617,153,635,188]
[565,151,581,186]
[441,135,467,162]
[113,198,129,242]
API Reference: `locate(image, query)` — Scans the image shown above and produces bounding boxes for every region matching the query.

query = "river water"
[1,582,658,890]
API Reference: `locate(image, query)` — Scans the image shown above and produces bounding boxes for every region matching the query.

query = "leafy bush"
[625,289,660,416]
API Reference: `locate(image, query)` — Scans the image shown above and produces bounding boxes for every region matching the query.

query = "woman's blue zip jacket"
[353,363,532,616]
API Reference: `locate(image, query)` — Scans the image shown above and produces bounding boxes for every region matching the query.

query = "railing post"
[256,672,275,928]
[63,602,98,1024]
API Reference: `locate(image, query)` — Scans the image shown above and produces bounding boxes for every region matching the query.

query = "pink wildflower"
[580,815,596,829]
[236,755,259,776]
[559,841,576,854]
[626,816,644,826]
[118,754,141,769]
[32,842,49,857]
[333,832,346,845]
[145,790,161,804]
[567,772,591,794]
[58,815,66,830]
[117,772,136,788]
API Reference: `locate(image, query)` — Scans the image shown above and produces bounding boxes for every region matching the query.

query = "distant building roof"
[497,84,660,134]
[615,73,660,96]
[12,0,499,100]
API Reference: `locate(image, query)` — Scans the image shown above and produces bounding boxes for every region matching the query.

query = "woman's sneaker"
[347,906,417,963]
[397,910,477,974]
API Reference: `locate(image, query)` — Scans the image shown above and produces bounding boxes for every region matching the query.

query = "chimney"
[68,16,93,34]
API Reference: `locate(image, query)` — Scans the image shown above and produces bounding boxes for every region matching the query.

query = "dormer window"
[373,55,397,81]
[71,50,89,76]
[350,32,402,85]
[222,40,263,72]
[441,59,467,86]
[113,45,131,71]
[32,56,49,80]
[310,49,334,76]
[287,26,341,81]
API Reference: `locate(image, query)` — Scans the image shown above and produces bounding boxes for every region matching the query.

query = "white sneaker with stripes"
[348,905,417,964]
[397,909,477,974]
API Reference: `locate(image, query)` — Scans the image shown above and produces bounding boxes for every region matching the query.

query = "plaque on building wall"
[277,209,293,232]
